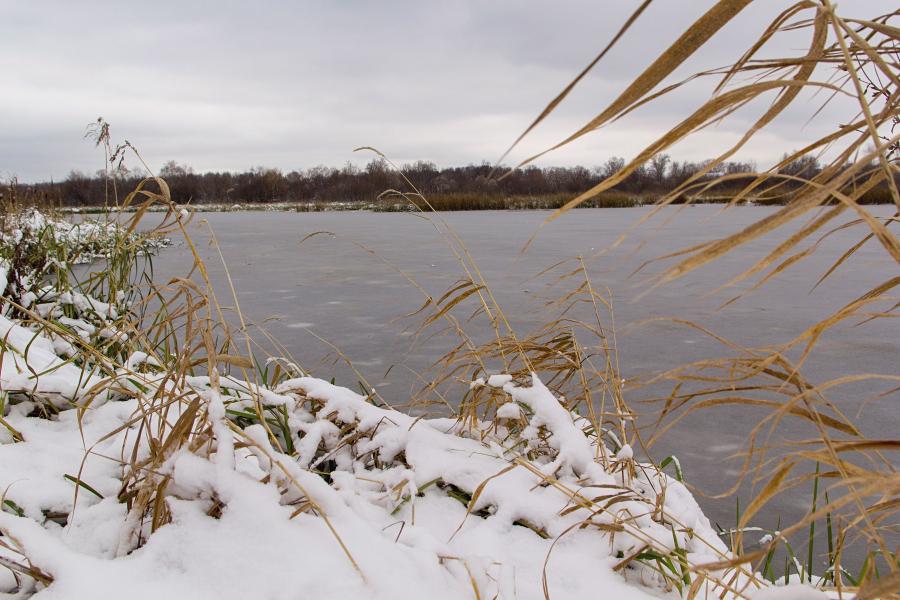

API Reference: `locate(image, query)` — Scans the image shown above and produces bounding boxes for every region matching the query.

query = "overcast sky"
[0,1,886,182]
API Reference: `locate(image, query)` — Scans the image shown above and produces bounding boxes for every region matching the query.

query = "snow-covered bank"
[0,365,744,599]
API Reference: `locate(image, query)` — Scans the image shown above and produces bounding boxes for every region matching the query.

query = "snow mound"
[0,364,766,599]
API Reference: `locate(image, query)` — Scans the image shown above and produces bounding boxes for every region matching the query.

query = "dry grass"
[480,1,899,596]
[1,2,898,598]
[344,2,900,596]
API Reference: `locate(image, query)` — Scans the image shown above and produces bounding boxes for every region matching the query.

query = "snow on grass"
[0,313,108,408]
[1,208,169,267]
[1,362,756,598]
[0,400,132,519]
[0,375,659,599]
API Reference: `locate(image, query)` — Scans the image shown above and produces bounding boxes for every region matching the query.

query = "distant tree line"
[17,154,895,207]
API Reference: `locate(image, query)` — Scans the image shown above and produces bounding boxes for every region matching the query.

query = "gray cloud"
[0,0,886,182]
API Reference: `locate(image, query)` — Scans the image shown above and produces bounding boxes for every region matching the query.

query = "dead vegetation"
[0,1,898,598]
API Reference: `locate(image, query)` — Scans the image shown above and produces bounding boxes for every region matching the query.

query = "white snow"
[495,402,521,419]
[0,366,762,599]
[0,313,108,407]
[616,443,634,461]
[748,585,830,599]
[486,373,513,387]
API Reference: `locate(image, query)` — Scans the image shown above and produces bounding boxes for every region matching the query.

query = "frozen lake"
[145,205,898,538]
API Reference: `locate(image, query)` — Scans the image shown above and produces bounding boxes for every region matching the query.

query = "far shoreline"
[57,193,892,214]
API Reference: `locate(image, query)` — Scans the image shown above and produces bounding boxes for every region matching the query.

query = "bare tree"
[649,153,670,186]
